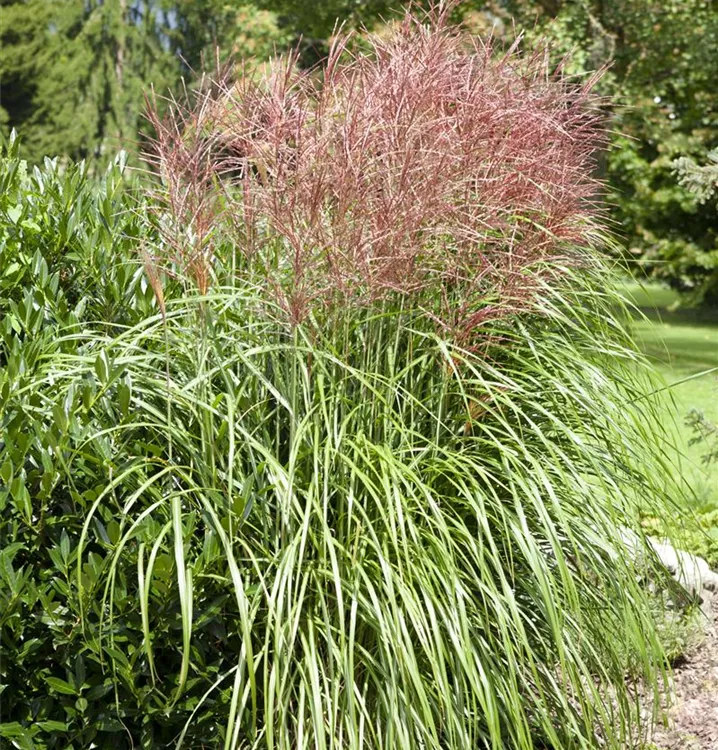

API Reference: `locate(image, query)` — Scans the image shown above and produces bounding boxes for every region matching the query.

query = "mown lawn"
[622,282,718,513]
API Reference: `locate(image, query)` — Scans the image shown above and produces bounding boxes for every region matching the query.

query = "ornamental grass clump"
[145,7,606,335]
[0,7,684,749]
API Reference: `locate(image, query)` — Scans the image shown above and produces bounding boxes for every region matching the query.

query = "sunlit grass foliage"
[15,272,676,749]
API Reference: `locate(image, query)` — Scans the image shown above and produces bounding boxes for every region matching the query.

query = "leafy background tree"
[0,1,290,164]
[491,0,718,302]
[2,0,170,162]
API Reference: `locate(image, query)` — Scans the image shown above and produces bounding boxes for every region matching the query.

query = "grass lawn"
[621,281,718,512]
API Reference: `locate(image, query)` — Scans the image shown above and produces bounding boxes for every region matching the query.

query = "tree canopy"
[2,0,717,299]
[0,1,290,163]
[499,0,718,302]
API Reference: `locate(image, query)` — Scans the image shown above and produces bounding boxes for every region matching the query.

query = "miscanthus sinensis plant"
[4,7,684,749]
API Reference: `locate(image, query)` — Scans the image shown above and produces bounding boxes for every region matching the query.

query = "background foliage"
[0,0,290,164]
[4,0,715,298]
[498,0,718,302]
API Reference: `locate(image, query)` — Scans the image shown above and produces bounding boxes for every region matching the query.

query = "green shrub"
[0,131,159,333]
[0,133,163,749]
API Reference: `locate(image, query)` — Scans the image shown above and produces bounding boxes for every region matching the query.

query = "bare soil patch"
[651,601,718,749]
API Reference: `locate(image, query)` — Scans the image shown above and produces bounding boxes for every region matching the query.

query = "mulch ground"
[651,600,718,749]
